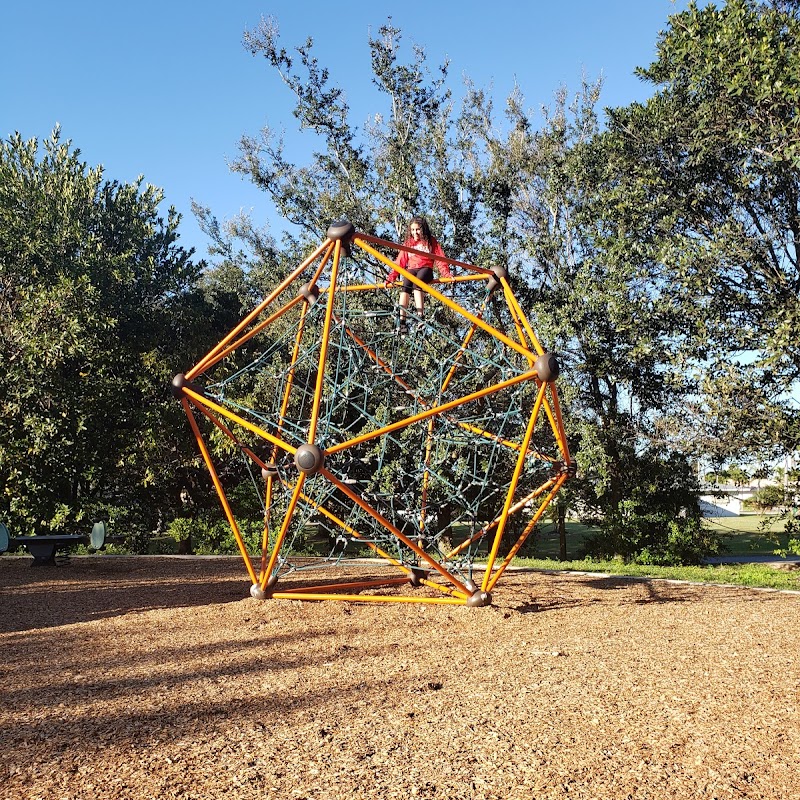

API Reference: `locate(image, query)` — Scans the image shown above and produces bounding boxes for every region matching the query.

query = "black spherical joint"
[409,568,425,587]
[294,443,325,475]
[250,574,278,600]
[299,283,320,305]
[327,219,355,254]
[250,584,267,600]
[534,352,560,383]
[171,373,206,399]
[466,589,492,608]
[487,266,509,292]
[261,464,280,481]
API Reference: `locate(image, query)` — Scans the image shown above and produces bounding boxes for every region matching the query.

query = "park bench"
[0,521,110,566]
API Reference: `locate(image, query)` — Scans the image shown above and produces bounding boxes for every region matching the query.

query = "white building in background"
[699,481,776,517]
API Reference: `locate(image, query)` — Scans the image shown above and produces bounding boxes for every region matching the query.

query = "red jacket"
[387,238,452,283]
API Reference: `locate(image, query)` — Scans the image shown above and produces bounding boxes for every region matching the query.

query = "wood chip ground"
[1,556,799,799]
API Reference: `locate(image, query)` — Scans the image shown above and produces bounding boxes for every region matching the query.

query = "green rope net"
[175,222,573,605]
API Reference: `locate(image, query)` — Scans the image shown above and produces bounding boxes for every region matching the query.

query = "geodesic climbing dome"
[172,220,573,606]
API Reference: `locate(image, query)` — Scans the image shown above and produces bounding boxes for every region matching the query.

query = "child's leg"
[413,288,425,318]
[398,289,411,332]
[399,290,410,319]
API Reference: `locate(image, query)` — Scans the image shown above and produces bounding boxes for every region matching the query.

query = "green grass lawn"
[701,513,790,555]
[527,515,792,560]
[509,514,800,592]
[508,557,800,592]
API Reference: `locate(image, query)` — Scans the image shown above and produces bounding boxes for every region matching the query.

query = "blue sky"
[2,1,698,259]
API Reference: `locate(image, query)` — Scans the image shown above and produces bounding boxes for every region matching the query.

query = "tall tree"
[0,129,211,537]
[226,18,713,562]
[599,0,800,462]
[474,80,706,560]
[235,18,480,256]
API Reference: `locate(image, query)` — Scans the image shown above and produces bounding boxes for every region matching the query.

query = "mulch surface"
[1,556,799,800]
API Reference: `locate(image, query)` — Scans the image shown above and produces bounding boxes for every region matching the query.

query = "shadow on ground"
[0,556,249,632]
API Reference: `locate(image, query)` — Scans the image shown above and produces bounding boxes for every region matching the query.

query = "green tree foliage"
[0,129,213,537]
[236,18,480,257]
[221,17,715,562]
[599,0,800,461]
[749,483,786,510]
[451,74,706,558]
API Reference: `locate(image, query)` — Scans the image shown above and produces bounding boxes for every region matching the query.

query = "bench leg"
[25,542,58,566]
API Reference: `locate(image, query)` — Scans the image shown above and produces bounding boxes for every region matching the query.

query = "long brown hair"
[404,216,435,250]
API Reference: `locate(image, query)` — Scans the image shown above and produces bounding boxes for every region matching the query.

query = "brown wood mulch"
[1,555,799,800]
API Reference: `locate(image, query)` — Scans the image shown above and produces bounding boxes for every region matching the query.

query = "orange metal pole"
[280,577,412,594]
[181,387,298,457]
[439,296,489,394]
[330,273,492,293]
[501,275,545,357]
[181,398,257,585]
[270,591,466,605]
[204,294,307,372]
[481,380,548,591]
[288,485,421,576]
[187,239,334,380]
[443,477,559,559]
[260,475,275,580]
[290,491,468,600]
[354,239,536,361]
[275,300,311,446]
[326,367,538,456]
[265,470,441,586]
[307,240,343,443]
[261,474,307,590]
[321,469,471,596]
[354,232,492,276]
[547,384,573,463]
[262,468,467,597]
[420,416,435,536]
[486,474,568,592]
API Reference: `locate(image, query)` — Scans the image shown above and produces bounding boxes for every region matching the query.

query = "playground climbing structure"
[173,220,574,606]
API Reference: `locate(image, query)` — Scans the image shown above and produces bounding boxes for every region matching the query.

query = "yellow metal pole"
[181,398,257,585]
[307,239,342,443]
[258,298,312,582]
[547,384,573,463]
[187,239,334,380]
[501,274,545,357]
[443,478,559,559]
[355,232,492,276]
[354,239,537,361]
[260,475,275,581]
[204,294,306,371]
[274,299,311,451]
[440,297,489,394]
[322,469,471,596]
[420,416,435,537]
[261,474,307,589]
[280,577,412,594]
[485,473,568,592]
[481,380,548,591]
[270,591,466,605]
[181,386,299,457]
[325,367,538,456]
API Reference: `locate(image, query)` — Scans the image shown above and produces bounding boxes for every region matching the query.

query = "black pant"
[400,266,434,293]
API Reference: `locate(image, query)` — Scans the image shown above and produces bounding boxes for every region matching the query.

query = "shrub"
[583,501,722,566]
